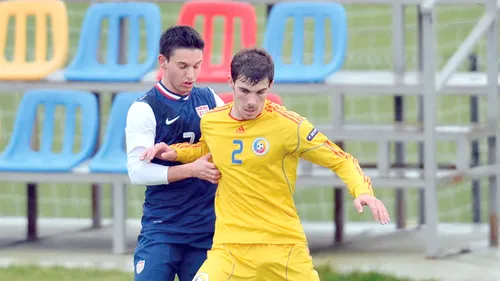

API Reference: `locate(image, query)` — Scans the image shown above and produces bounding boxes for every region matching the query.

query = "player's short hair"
[159,25,205,61]
[230,48,274,86]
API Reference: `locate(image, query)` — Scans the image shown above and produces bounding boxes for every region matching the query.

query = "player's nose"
[185,67,195,80]
[246,94,258,106]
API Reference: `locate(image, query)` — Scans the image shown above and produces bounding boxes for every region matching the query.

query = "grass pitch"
[0,265,437,281]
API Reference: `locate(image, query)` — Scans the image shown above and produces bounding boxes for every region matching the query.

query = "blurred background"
[0,0,499,280]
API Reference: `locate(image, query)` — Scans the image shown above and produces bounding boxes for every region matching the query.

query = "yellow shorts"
[192,244,320,281]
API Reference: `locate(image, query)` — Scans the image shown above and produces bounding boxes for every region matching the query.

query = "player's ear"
[158,54,168,69]
[268,80,274,90]
[228,75,234,89]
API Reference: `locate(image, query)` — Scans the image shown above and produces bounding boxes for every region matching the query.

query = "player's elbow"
[128,174,141,186]
[127,159,150,186]
[127,162,143,186]
[126,147,150,185]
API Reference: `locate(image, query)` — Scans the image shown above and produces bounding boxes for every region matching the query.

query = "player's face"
[158,48,203,95]
[230,77,271,120]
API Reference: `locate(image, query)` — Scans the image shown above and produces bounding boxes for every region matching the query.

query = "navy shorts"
[134,235,208,281]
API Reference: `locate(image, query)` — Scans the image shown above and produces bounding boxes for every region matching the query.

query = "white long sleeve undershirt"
[125,102,170,186]
[127,146,170,186]
[125,88,224,186]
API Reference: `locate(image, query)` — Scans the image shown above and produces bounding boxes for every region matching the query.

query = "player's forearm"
[128,161,200,186]
[127,147,197,186]
[167,163,197,183]
[301,141,374,198]
[336,165,374,198]
[171,142,209,163]
[127,157,170,186]
[327,148,374,198]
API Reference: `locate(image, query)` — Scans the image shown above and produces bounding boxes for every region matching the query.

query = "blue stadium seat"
[88,92,143,173]
[263,2,347,83]
[64,2,161,82]
[0,90,99,172]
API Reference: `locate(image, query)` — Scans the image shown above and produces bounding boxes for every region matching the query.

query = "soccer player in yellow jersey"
[142,48,390,281]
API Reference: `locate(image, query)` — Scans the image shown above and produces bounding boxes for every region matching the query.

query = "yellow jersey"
[171,100,374,245]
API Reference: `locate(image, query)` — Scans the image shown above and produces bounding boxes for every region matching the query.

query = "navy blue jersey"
[136,81,220,249]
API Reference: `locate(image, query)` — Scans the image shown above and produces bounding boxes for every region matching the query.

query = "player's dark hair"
[230,48,274,86]
[159,25,205,61]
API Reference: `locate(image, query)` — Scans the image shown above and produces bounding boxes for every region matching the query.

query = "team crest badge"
[252,137,269,156]
[196,105,209,117]
[136,260,145,274]
[193,272,209,281]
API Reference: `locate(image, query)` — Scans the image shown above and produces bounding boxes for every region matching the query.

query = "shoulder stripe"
[278,108,303,120]
[276,110,302,124]
[206,103,231,114]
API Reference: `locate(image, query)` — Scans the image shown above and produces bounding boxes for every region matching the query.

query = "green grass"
[0,265,437,281]
[0,266,133,281]
[0,3,496,224]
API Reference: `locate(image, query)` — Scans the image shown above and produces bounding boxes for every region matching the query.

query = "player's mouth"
[244,108,256,115]
[183,82,194,87]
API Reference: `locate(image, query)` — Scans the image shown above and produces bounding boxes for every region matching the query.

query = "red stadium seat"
[156,1,257,82]
[218,92,283,105]
[218,92,234,104]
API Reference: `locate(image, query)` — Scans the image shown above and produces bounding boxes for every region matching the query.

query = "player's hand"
[188,153,221,184]
[353,193,390,225]
[140,142,177,162]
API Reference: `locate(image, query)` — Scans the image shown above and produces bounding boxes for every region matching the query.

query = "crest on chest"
[195,105,209,118]
[251,137,270,156]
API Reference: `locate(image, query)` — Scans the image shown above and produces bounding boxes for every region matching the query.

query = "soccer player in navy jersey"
[125,25,224,281]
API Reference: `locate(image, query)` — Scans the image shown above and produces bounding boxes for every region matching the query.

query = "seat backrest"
[177,0,257,81]
[67,2,160,71]
[267,93,284,105]
[218,92,283,105]
[0,0,68,80]
[98,92,144,157]
[218,92,234,104]
[263,2,347,75]
[4,90,98,159]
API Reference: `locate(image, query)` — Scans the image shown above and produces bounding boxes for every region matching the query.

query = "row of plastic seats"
[0,90,283,174]
[0,90,135,173]
[0,0,347,83]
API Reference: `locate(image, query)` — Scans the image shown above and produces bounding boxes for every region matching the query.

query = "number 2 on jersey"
[232,140,243,164]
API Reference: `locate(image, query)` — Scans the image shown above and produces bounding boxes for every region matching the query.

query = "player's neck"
[229,106,244,120]
[160,78,190,96]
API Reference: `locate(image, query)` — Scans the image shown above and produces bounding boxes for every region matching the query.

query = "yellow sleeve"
[170,136,210,164]
[290,118,374,198]
[170,117,210,163]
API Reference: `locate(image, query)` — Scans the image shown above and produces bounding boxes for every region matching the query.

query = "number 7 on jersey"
[232,140,243,164]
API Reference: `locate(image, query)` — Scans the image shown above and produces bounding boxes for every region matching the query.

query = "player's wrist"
[184,162,195,178]
[355,192,374,198]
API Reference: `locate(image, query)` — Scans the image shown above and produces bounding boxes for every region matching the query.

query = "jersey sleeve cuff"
[353,185,374,198]
[164,166,169,185]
